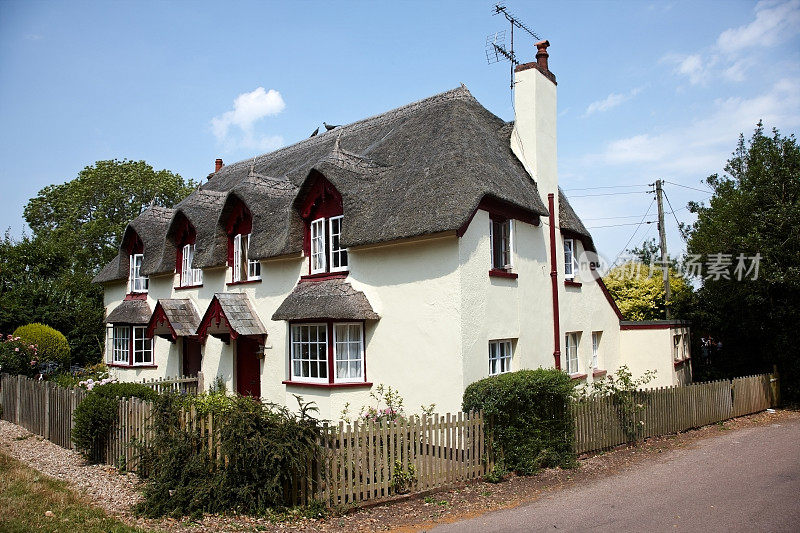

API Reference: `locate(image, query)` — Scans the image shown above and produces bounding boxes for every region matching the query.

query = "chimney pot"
[215,158,223,172]
[535,40,551,71]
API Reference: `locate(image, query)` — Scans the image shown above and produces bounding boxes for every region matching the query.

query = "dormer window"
[564,238,577,280]
[490,217,512,270]
[232,233,261,282]
[175,216,202,288]
[225,199,261,284]
[129,253,148,293]
[299,175,347,276]
[180,244,203,287]
[310,215,348,274]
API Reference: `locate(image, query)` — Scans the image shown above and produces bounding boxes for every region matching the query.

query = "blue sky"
[1,0,798,263]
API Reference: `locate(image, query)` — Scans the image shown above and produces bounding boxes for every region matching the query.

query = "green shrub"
[13,323,70,368]
[136,393,324,517]
[93,382,159,402]
[72,393,119,463]
[0,334,38,377]
[462,369,576,475]
[71,382,159,463]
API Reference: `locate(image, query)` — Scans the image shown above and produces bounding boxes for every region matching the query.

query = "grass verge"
[0,450,142,533]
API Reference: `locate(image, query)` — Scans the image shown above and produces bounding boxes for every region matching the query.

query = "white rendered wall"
[619,326,690,387]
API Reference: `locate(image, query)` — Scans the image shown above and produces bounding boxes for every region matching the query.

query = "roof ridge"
[221,85,473,173]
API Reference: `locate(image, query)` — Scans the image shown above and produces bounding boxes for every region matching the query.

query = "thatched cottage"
[94,42,691,416]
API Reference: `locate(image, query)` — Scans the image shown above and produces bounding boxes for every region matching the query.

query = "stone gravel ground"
[2,409,797,533]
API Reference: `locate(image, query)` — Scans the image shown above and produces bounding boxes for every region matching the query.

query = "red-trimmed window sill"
[489,269,518,279]
[674,358,690,367]
[592,369,607,377]
[174,284,203,290]
[300,272,348,281]
[108,364,158,369]
[282,380,373,389]
[569,373,588,381]
[226,279,262,286]
[564,280,582,288]
[124,293,148,300]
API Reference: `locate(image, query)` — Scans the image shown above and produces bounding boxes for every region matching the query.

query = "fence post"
[196,371,204,392]
[771,364,781,407]
[44,381,50,440]
[15,374,22,424]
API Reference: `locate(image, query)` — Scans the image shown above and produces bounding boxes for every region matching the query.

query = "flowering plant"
[0,334,39,377]
[78,376,118,391]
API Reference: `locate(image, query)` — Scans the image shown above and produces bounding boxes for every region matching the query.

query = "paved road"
[430,419,800,533]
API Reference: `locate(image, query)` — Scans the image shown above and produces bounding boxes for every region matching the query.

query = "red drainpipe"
[548,193,562,370]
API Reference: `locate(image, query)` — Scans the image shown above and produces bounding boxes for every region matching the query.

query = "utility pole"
[655,179,671,318]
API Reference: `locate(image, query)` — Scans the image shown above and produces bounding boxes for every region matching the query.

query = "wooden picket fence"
[137,374,201,395]
[572,371,779,454]
[0,370,779,506]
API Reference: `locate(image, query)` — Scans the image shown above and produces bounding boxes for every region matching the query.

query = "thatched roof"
[104,299,152,324]
[93,206,174,283]
[95,85,556,280]
[272,279,379,321]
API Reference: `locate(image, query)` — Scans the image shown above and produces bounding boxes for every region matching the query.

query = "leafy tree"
[685,123,800,399]
[603,260,691,320]
[1,160,197,366]
[24,159,198,273]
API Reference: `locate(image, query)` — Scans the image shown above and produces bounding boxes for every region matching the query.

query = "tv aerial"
[486,2,541,89]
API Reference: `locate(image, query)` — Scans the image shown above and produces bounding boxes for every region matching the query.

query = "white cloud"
[593,78,800,173]
[584,87,642,117]
[717,0,800,54]
[211,87,286,152]
[668,1,800,86]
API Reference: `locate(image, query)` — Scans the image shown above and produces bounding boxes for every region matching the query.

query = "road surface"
[430,418,800,533]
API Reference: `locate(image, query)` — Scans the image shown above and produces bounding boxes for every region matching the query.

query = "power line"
[563,184,648,192]
[612,196,656,266]
[585,213,651,221]
[588,220,657,229]
[569,190,651,198]
[664,180,713,194]
[662,189,688,242]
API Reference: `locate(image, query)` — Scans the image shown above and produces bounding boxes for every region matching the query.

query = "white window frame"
[673,334,681,361]
[113,325,130,364]
[232,233,242,282]
[564,332,579,374]
[490,218,513,270]
[564,238,576,280]
[328,215,348,273]
[591,331,601,369]
[489,339,513,376]
[132,326,153,366]
[180,243,203,287]
[245,233,261,280]
[129,253,148,293]
[290,323,329,383]
[310,218,327,274]
[333,322,364,383]
[232,233,260,282]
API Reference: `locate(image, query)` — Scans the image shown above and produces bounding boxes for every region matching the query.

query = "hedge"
[462,368,576,474]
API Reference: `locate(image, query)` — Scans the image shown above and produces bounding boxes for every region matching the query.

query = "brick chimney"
[215,158,223,172]
[536,40,550,72]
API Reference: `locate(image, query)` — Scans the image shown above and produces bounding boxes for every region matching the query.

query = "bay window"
[180,243,203,287]
[289,321,364,384]
[489,340,513,376]
[129,253,148,293]
[564,332,579,374]
[111,325,153,366]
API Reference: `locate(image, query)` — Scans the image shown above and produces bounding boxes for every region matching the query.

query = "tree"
[24,159,198,273]
[1,160,197,366]
[603,260,691,320]
[685,123,800,399]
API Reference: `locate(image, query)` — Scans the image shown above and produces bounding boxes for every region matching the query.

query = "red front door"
[182,338,202,377]
[235,337,261,398]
